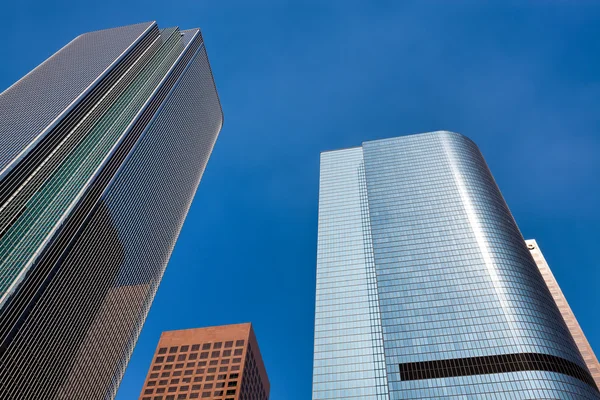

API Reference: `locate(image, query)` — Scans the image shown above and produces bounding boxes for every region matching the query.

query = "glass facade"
[313,131,599,399]
[0,23,223,399]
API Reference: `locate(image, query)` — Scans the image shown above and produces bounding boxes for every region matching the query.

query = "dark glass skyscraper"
[0,22,223,399]
[313,132,599,399]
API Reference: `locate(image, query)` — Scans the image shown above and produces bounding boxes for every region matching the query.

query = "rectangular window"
[169,347,178,354]
[158,348,168,355]
[211,351,220,358]
[189,353,197,360]
[213,342,222,349]
[202,344,211,350]
[224,341,233,348]
[191,344,200,351]
[180,345,189,352]
[235,340,244,347]
[222,350,231,357]
[178,354,186,361]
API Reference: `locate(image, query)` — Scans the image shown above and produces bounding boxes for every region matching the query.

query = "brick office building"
[139,323,269,400]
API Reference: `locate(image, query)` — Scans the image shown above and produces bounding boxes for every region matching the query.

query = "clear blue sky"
[1,2,599,399]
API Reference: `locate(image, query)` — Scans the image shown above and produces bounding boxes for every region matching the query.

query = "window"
[189,353,197,360]
[164,365,173,370]
[220,359,229,365]
[161,372,170,378]
[202,344,211,350]
[216,383,224,388]
[192,384,201,390]
[214,391,224,396]
[166,396,175,400]
[157,388,166,394]
[209,360,218,366]
[204,383,213,389]
[145,389,154,394]
[172,371,182,377]
[190,394,199,399]
[211,351,220,358]
[199,352,208,359]
[195,369,205,374]
[166,356,175,362]
[154,396,163,400]
[206,375,214,381]
[222,350,231,357]
[177,395,187,400]
[170,379,180,385]
[148,381,157,386]
[233,349,243,356]
[219,367,228,372]
[217,374,226,380]
[180,386,189,391]
[186,362,195,368]
[208,368,216,373]
[158,348,168,355]
[213,342,222,349]
[226,389,236,395]
[159,380,168,385]
[150,373,159,379]
[235,340,244,347]
[184,370,193,376]
[193,376,203,382]
[191,344,200,351]
[175,363,184,369]
[180,345,189,352]
[198,361,207,367]
[231,366,240,371]
[169,347,178,354]
[232,358,241,363]
[153,366,161,371]
[178,354,186,361]
[224,341,233,348]
[229,373,239,379]
[168,387,177,392]
[227,381,237,387]
[156,357,165,363]
[201,393,210,398]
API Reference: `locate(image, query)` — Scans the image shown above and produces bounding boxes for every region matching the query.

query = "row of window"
[152,358,242,371]
[157,341,244,355]
[144,381,238,394]
[147,373,239,386]
[142,389,236,400]
[155,349,243,363]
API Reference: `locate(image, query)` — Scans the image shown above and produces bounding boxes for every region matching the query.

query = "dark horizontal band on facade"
[399,352,598,391]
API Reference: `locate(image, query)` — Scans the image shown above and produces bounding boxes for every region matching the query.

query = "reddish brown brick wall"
[138,323,269,400]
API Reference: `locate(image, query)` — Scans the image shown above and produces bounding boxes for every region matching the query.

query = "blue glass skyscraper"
[0,22,222,399]
[313,131,599,399]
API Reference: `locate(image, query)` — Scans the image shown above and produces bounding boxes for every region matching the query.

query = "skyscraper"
[313,131,599,399]
[0,22,223,399]
[138,323,269,400]
[526,238,600,387]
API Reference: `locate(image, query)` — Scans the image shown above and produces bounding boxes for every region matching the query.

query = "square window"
[166,396,175,400]
[159,380,168,385]
[232,358,241,364]
[169,347,178,354]
[172,371,181,377]
[153,366,161,371]
[217,374,226,380]
[180,345,189,352]
[193,376,203,382]
[201,393,210,398]
[214,391,224,396]
[211,351,220,358]
[157,388,166,394]
[216,383,224,388]
[220,359,229,365]
[161,372,170,378]
[204,383,213,389]
[233,349,243,356]
[145,389,154,394]
[156,357,165,363]
[222,350,231,357]
[213,342,222,349]
[227,381,237,387]
[191,344,200,351]
[186,362,195,368]
[229,374,238,379]
[170,379,180,385]
[184,370,193,376]
[148,381,157,386]
[178,354,186,361]
[190,394,199,399]
[206,375,214,381]
[226,389,236,395]
[175,363,184,369]
[150,373,159,379]
[168,387,177,392]
[224,341,233,348]
[192,384,201,390]
[195,369,205,374]
[202,344,211,350]
[180,386,189,391]
[208,368,216,373]
[158,348,167,355]
[182,378,191,383]
[219,367,228,372]
[197,361,207,367]
[166,356,175,362]
[177,395,187,400]
[164,365,173,370]
[209,360,218,366]
[235,340,244,347]
[189,353,197,361]
[231,366,240,371]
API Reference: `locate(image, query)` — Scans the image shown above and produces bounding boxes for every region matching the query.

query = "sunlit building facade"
[0,22,223,398]
[313,132,599,399]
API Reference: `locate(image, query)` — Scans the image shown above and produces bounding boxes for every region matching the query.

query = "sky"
[1,1,599,399]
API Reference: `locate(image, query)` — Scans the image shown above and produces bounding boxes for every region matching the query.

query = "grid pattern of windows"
[313,148,388,399]
[139,324,269,400]
[314,131,600,399]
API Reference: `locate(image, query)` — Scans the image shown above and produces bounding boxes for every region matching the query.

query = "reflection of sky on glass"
[1,2,599,399]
